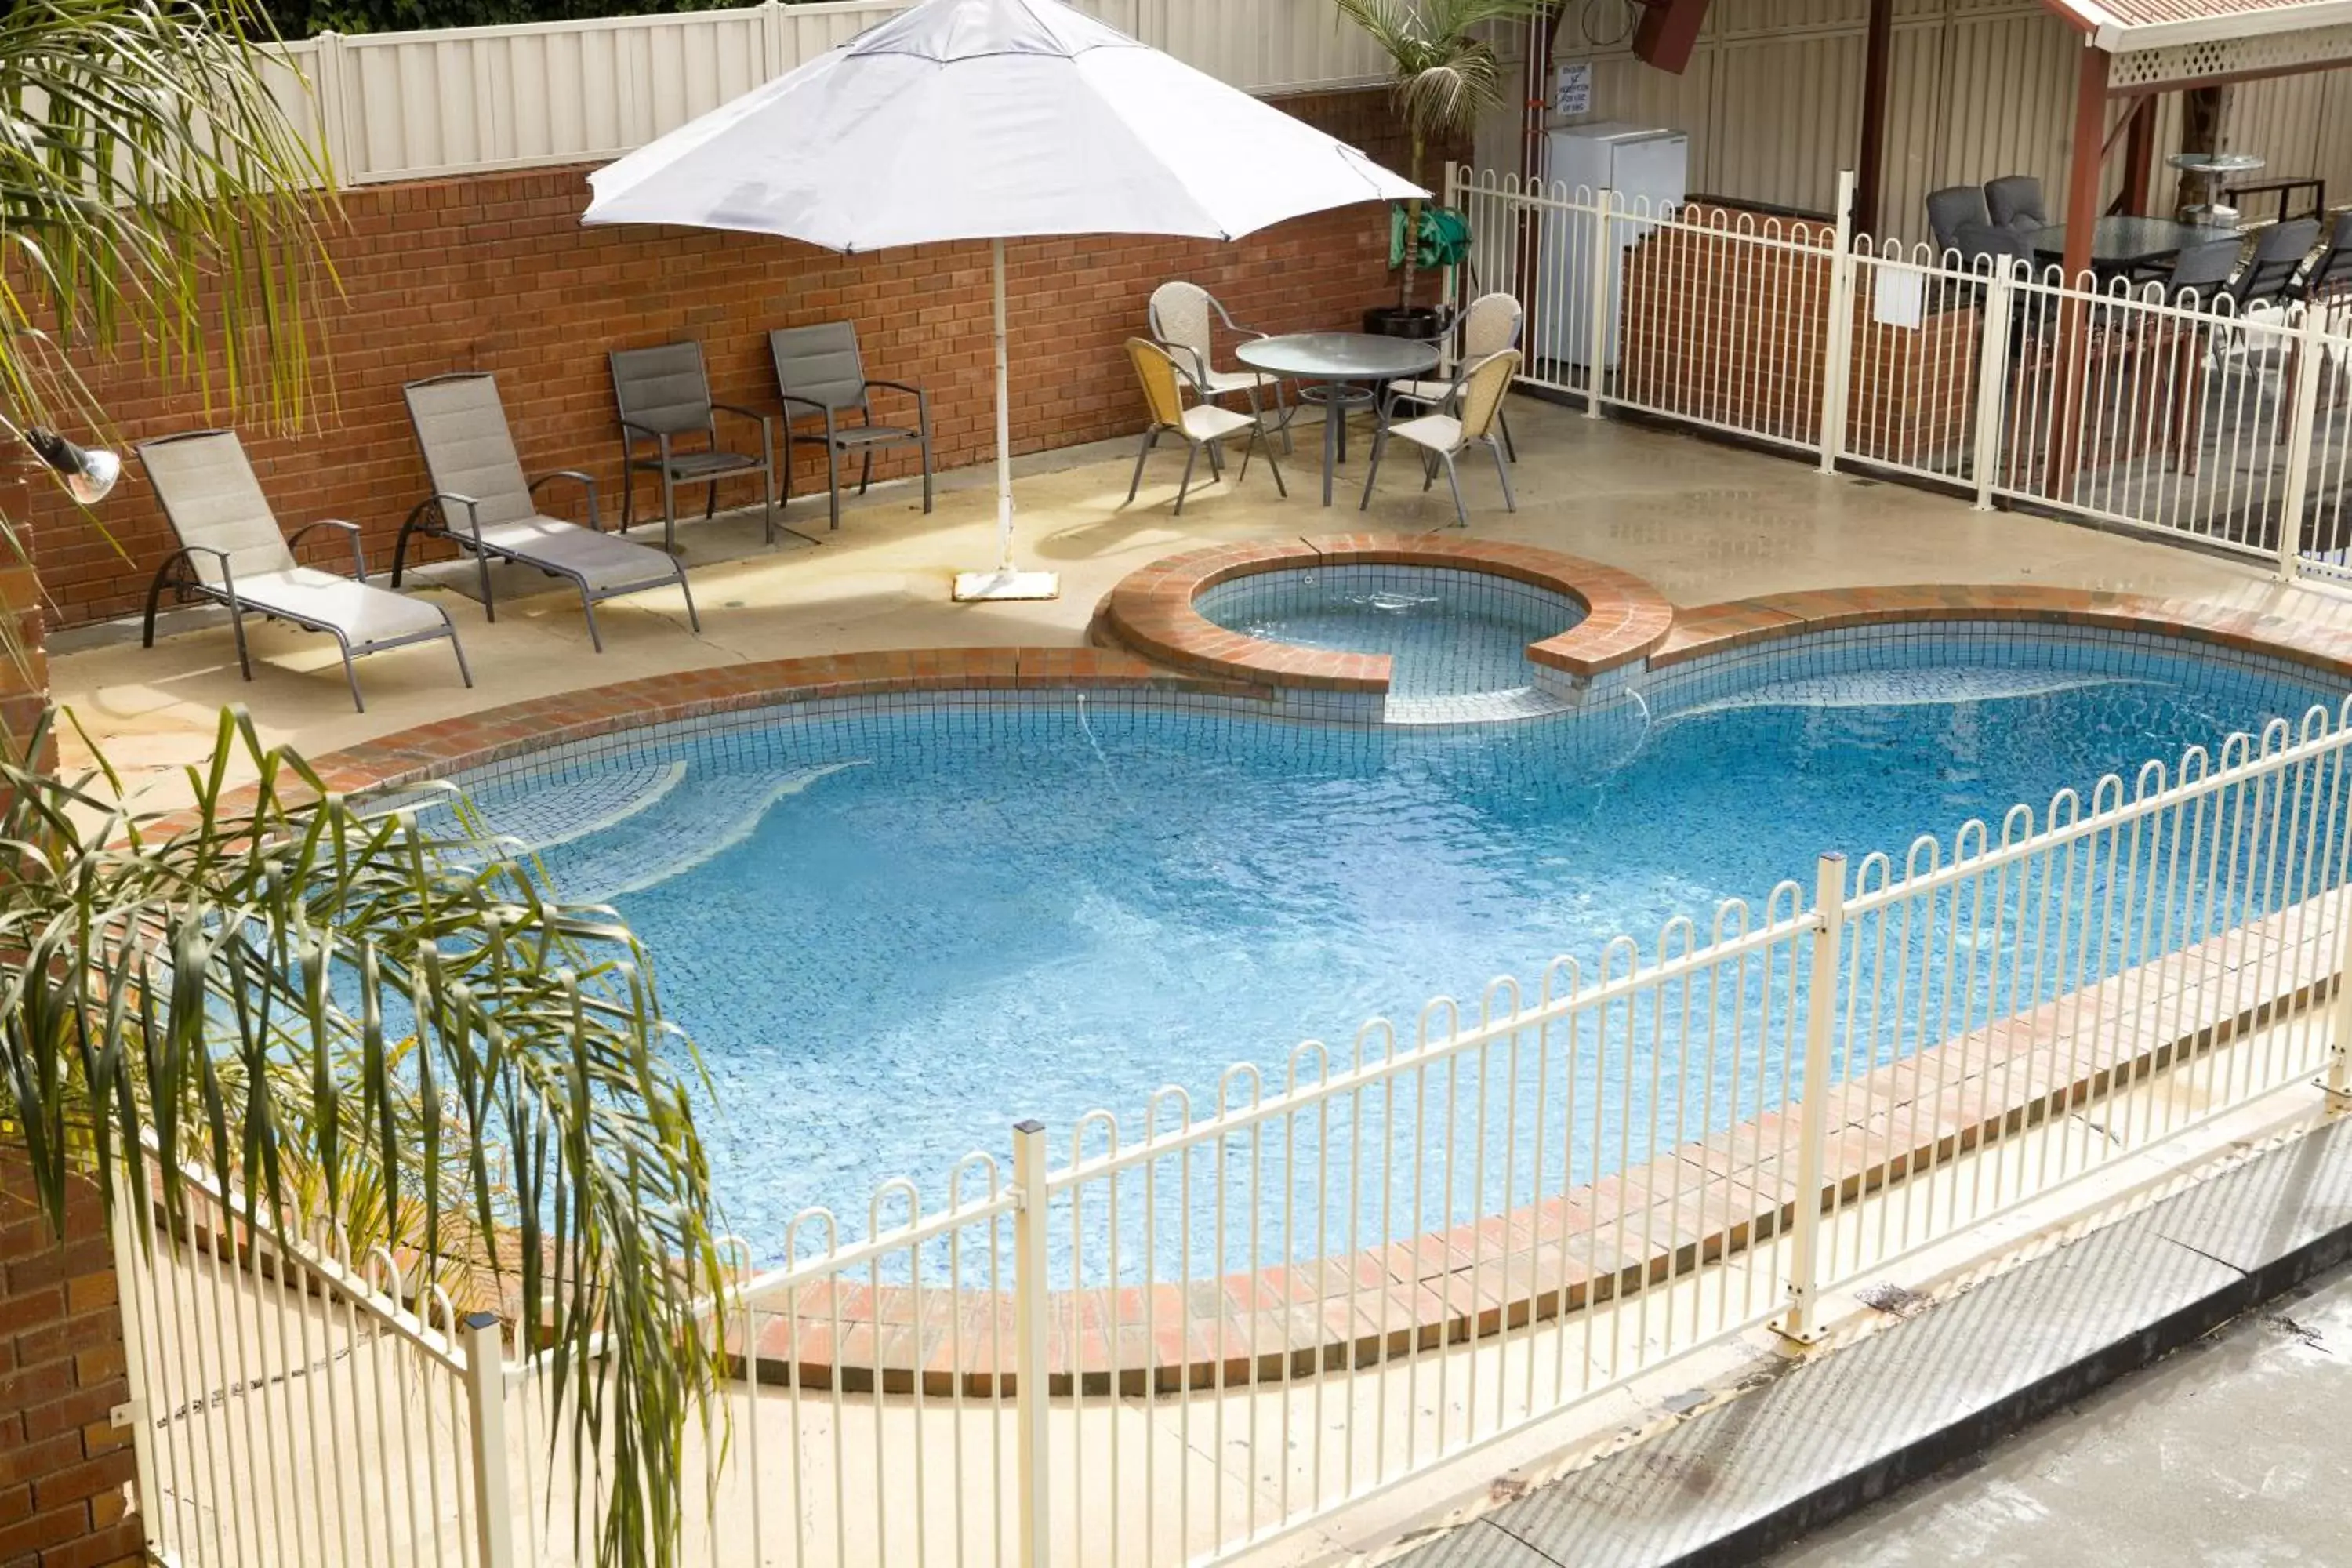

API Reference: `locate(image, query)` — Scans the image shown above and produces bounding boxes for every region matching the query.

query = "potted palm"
[1337,0,1545,336]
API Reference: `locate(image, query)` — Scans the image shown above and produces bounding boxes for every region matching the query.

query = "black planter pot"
[1362,305,1440,339]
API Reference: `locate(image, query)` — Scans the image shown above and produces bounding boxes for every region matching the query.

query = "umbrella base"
[953,568,1061,602]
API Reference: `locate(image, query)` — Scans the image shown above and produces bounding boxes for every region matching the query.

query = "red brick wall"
[31,87,1446,630]
[1,1160,141,1568]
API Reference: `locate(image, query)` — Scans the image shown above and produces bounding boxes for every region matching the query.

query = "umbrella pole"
[953,238,1059,601]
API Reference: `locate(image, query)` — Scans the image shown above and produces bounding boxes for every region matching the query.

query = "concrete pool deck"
[50,394,2352,803]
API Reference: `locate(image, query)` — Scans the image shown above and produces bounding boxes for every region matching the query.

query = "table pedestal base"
[1297,383,1377,506]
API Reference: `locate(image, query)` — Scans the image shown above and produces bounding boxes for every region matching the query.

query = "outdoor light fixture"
[25,425,122,505]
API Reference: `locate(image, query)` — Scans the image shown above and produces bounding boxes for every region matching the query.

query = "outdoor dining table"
[2028,216,2230,278]
[1236,332,1442,505]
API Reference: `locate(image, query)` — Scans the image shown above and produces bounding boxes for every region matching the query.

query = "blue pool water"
[1196,564,1582,696]
[449,627,2346,1260]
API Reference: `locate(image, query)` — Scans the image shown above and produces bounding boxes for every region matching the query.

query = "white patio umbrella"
[583,0,1421,600]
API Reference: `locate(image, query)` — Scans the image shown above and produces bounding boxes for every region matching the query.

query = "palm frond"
[0,707,725,1568]
[1337,0,1549,146]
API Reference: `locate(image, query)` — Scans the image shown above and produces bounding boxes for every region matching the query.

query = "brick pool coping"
[1656,583,2352,679]
[158,564,2352,1392]
[186,579,2352,818]
[1098,533,1676,695]
[732,898,2337,1396]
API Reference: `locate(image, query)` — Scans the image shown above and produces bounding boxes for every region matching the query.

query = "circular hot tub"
[1194,563,1586,699]
[1100,535,1678,723]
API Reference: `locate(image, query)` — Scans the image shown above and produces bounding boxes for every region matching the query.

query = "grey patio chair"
[768,322,933,534]
[2231,218,2320,309]
[1383,291,1523,461]
[1359,350,1520,528]
[1926,186,1990,259]
[609,341,782,552]
[1984,175,2048,234]
[2292,212,2352,303]
[399,372,699,651]
[1148,281,1288,451]
[1123,337,1285,517]
[136,430,471,713]
[2162,236,2243,307]
[1953,220,2034,278]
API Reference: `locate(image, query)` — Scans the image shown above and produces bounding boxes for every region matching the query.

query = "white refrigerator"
[1537,123,1689,371]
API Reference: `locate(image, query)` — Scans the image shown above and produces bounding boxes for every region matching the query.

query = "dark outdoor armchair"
[1926,186,1989,260]
[768,321,933,533]
[609,340,782,551]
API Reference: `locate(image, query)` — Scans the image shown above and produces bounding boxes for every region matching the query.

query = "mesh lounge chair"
[610,341,783,552]
[1122,337,1285,517]
[1148,281,1288,451]
[399,372,699,651]
[137,430,471,712]
[1382,292,1523,461]
[1358,350,1520,528]
[768,322,933,534]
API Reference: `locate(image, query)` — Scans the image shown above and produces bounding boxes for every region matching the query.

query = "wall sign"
[1555,61,1592,117]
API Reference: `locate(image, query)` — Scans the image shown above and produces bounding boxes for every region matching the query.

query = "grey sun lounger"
[137,430,471,713]
[398,372,699,649]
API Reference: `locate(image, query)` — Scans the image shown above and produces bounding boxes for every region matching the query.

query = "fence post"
[760,0,787,82]
[106,1167,158,1559]
[1443,161,1461,323]
[2274,314,2324,583]
[1817,170,1857,474]
[309,31,351,181]
[1012,1120,1053,1568]
[460,1313,517,1568]
[1776,851,1846,1347]
[1584,187,1613,417]
[1971,269,2014,510]
[2329,888,2352,1105]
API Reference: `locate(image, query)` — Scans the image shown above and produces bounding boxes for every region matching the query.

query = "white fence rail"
[113,695,2352,1565]
[272,0,1386,185]
[1449,165,2352,581]
[109,1160,513,1568]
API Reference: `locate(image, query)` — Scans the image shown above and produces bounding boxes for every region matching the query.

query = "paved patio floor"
[51,397,2352,805]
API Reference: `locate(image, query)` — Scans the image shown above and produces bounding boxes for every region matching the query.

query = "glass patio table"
[1236,332,1441,505]
[2029,216,2229,278]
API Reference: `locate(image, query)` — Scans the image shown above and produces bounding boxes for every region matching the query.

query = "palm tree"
[1334,0,1546,312]
[0,5,726,1566]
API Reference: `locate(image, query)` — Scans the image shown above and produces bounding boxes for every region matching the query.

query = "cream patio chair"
[1358,350,1520,528]
[138,430,471,713]
[1381,291,1523,461]
[1123,337,1285,517]
[400,372,699,651]
[1147,281,1288,451]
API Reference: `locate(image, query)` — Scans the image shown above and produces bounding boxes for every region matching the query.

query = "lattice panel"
[2110,22,2352,89]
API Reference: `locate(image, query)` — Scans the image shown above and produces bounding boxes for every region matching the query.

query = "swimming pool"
[437,621,2347,1251]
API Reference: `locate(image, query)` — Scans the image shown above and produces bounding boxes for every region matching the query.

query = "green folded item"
[1389,203,1472,267]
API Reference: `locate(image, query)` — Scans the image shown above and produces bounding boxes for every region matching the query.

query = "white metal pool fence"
[113,697,2352,1566]
[1450,165,2352,581]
